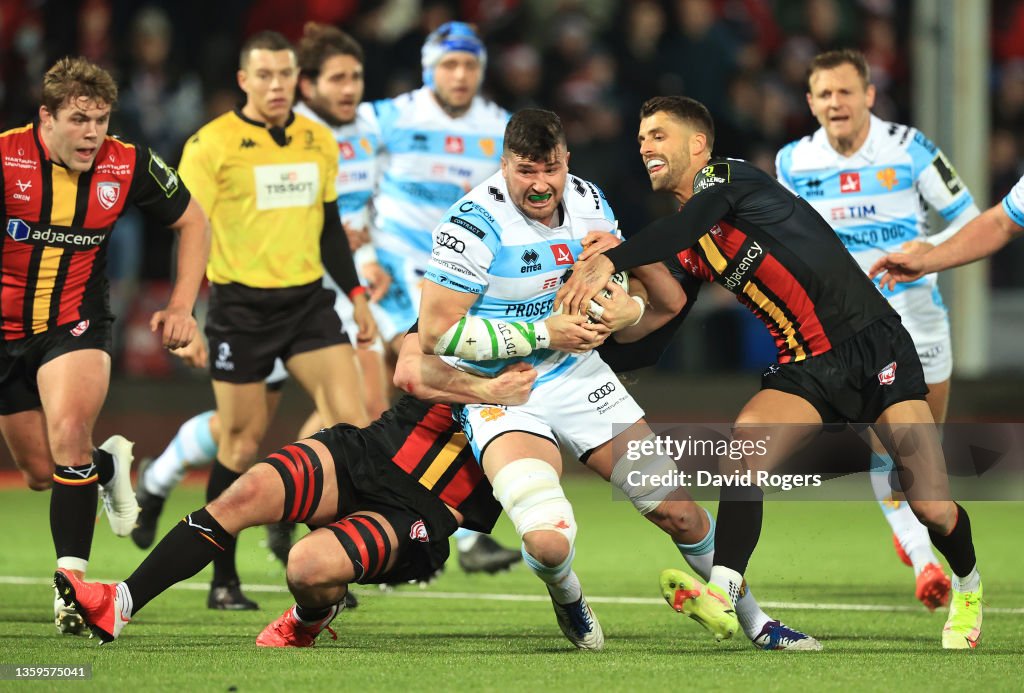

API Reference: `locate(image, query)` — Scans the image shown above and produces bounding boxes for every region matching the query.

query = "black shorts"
[205,280,348,383]
[0,319,112,415]
[761,316,928,424]
[312,425,458,585]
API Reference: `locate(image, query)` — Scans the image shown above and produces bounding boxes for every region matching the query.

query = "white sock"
[453,527,480,553]
[870,456,939,575]
[115,582,135,619]
[709,565,744,608]
[952,566,981,593]
[523,547,582,604]
[145,410,218,497]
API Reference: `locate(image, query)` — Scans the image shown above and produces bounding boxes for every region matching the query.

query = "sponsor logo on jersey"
[445,136,464,154]
[551,243,574,266]
[240,138,257,149]
[541,276,560,290]
[830,205,876,221]
[70,319,90,337]
[449,216,486,239]
[148,150,180,197]
[800,178,824,197]
[409,519,429,542]
[459,200,496,224]
[5,219,105,248]
[436,231,465,253]
[876,167,898,191]
[503,297,553,318]
[253,163,319,210]
[694,162,731,192]
[12,178,31,201]
[877,361,897,385]
[839,172,861,193]
[96,181,120,210]
[339,141,356,159]
[721,241,764,291]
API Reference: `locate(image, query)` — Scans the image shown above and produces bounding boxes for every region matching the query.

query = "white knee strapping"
[490,458,577,547]
[610,434,678,516]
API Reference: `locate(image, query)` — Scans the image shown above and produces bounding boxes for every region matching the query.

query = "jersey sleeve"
[909,130,976,223]
[126,146,191,227]
[178,132,219,220]
[1002,174,1024,228]
[774,143,797,192]
[424,202,499,295]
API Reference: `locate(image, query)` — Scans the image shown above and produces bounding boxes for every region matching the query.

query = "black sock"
[93,448,115,486]
[124,507,236,613]
[295,603,335,623]
[928,503,977,578]
[206,460,242,585]
[50,464,99,563]
[711,485,764,575]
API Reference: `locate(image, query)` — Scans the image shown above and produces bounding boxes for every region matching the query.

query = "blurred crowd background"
[2,0,1023,377]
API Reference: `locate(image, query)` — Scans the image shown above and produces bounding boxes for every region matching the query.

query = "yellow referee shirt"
[179,109,338,288]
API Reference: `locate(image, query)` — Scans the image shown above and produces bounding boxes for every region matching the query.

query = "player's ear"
[236,69,247,93]
[865,83,877,109]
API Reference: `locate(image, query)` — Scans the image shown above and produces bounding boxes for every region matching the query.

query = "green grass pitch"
[0,478,1021,691]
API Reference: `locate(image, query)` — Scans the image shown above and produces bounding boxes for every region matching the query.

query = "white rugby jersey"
[294,102,379,233]
[1002,173,1024,228]
[776,114,979,322]
[369,87,508,267]
[425,171,617,381]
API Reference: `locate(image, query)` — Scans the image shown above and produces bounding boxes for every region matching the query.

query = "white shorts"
[457,351,645,461]
[891,284,952,384]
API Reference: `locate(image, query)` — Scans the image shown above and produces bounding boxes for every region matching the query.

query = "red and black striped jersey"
[0,123,189,340]
[361,394,500,533]
[606,158,897,363]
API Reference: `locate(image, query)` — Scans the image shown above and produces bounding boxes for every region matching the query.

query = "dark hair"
[807,49,871,88]
[240,30,294,69]
[42,57,118,114]
[503,108,565,161]
[297,22,364,79]
[639,96,714,150]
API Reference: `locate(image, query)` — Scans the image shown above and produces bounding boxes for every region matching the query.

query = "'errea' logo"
[6,218,30,241]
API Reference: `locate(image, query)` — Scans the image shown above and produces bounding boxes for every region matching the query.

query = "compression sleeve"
[604,191,733,271]
[320,201,363,298]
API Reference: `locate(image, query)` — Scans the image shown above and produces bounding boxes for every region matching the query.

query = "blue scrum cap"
[421,21,486,88]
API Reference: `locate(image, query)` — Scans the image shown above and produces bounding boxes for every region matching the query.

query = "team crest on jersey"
[409,519,429,542]
[339,142,356,160]
[96,181,121,210]
[551,243,574,266]
[70,320,90,337]
[479,138,495,157]
[359,138,373,156]
[839,172,861,193]
[479,406,506,422]
[876,167,898,191]
[445,136,464,154]
[877,361,897,385]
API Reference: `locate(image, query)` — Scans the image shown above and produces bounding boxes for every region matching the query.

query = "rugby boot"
[53,569,129,643]
[660,568,739,642]
[457,535,522,574]
[256,604,341,647]
[751,620,823,651]
[916,562,952,611]
[98,435,139,537]
[942,579,983,649]
[53,587,87,636]
[208,580,259,611]
[130,457,165,550]
[548,589,604,651]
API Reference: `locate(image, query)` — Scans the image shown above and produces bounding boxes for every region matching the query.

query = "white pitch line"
[5,575,1024,615]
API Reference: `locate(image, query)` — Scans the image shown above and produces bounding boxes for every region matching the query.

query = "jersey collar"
[233,107,296,146]
[813,113,884,165]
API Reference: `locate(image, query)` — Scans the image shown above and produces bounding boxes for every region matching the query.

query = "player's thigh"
[873,398,950,504]
[585,419,653,481]
[733,389,822,473]
[206,463,290,534]
[292,510,402,586]
[482,431,562,477]
[0,409,53,489]
[37,349,110,453]
[287,344,370,428]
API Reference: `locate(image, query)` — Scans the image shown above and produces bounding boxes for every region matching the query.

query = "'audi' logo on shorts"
[588,382,616,403]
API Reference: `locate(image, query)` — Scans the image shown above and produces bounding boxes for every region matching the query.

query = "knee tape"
[490,458,576,547]
[610,434,677,516]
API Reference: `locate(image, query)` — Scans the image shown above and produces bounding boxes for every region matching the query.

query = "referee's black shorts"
[205,279,348,383]
[761,316,928,424]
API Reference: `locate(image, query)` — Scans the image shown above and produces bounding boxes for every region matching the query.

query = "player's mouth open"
[527,192,552,205]
[646,158,666,174]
